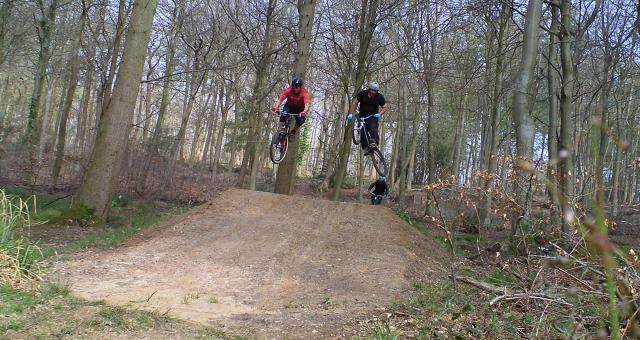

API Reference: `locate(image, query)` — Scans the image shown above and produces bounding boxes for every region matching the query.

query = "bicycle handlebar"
[274,110,301,116]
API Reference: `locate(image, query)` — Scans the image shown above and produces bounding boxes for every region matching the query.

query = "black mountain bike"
[352,114,387,176]
[269,111,299,164]
[370,192,386,205]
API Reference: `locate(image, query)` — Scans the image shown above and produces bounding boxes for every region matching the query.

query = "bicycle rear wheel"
[269,131,288,164]
[352,122,361,145]
[370,148,387,176]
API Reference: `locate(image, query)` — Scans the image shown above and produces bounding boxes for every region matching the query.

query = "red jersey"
[278,86,310,110]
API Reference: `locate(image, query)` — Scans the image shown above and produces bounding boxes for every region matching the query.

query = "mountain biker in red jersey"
[271,78,311,141]
[347,82,388,155]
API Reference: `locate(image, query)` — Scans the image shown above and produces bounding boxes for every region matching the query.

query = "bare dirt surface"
[54,189,447,339]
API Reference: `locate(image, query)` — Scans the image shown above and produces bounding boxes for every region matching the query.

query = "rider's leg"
[365,118,379,147]
[293,116,306,132]
[288,116,305,142]
[370,195,375,205]
[361,126,369,151]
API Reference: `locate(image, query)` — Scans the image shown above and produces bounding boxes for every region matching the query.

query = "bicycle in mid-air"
[269,110,300,164]
[351,114,387,176]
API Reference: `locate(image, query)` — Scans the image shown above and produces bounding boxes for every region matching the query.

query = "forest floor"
[2,178,639,339]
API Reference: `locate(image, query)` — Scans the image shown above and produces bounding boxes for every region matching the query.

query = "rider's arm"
[368,182,375,191]
[302,90,311,114]
[272,98,283,111]
[273,88,291,110]
[379,103,388,116]
[349,98,359,115]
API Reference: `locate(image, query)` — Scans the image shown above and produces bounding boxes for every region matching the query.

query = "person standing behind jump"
[347,82,388,155]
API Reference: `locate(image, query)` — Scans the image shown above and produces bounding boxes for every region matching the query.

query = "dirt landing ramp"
[56,189,446,338]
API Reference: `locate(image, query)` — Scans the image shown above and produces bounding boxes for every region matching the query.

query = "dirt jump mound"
[57,189,446,338]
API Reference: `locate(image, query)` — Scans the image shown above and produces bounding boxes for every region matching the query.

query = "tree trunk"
[273,0,318,195]
[75,63,93,155]
[100,0,127,116]
[171,53,206,162]
[26,0,58,186]
[558,0,576,233]
[201,84,221,166]
[52,4,88,189]
[320,92,346,191]
[479,2,510,228]
[546,2,561,229]
[190,79,214,163]
[449,94,467,181]
[0,0,16,69]
[76,0,158,219]
[139,6,179,192]
[510,0,542,233]
[211,80,232,182]
[331,0,380,201]
[238,0,277,190]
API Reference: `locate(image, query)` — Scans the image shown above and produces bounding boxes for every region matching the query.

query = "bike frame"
[354,114,377,147]
[277,110,301,133]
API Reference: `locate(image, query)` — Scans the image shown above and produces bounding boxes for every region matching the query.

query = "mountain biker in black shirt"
[368,176,389,205]
[347,82,388,155]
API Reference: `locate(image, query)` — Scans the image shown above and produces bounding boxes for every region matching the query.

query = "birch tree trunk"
[510,0,542,233]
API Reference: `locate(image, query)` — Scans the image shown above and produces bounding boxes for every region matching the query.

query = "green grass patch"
[96,306,155,330]
[1,190,43,283]
[394,280,519,338]
[368,321,400,340]
[195,327,229,339]
[484,269,516,286]
[40,204,97,226]
[394,209,431,237]
[58,204,181,253]
[0,286,38,314]
[0,320,24,332]
[39,282,70,299]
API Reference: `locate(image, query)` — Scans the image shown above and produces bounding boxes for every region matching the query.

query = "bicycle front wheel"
[370,148,387,176]
[269,132,288,164]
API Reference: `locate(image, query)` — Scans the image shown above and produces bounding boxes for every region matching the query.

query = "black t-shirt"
[356,90,386,116]
[369,180,388,195]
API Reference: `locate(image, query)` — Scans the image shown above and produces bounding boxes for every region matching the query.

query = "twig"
[42,193,73,208]
[555,267,595,291]
[452,275,506,295]
[621,306,640,339]
[490,292,572,307]
[533,302,551,338]
[129,290,158,303]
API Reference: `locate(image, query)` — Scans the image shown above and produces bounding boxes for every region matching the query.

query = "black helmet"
[292,78,303,87]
